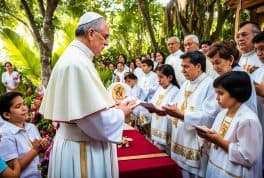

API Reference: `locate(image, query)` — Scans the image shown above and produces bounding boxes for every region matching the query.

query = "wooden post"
[234,0,242,39]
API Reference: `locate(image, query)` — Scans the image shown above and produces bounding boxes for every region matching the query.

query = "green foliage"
[241,9,250,23]
[97,67,113,88]
[0,28,41,86]
[0,0,237,87]
[0,62,6,94]
[51,19,77,68]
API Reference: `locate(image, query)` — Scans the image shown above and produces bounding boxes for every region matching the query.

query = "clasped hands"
[31,138,49,152]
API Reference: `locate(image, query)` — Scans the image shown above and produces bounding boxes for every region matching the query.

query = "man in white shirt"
[236,21,262,74]
[184,34,216,78]
[163,51,217,177]
[39,12,133,178]
[165,36,185,85]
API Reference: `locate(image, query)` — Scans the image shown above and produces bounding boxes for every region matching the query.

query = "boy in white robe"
[136,59,158,136]
[39,12,133,178]
[138,59,159,102]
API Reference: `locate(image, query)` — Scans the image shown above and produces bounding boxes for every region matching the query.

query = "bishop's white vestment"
[39,40,124,178]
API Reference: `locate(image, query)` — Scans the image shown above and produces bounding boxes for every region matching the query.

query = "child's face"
[125,78,136,87]
[109,64,115,72]
[117,63,124,72]
[215,86,237,108]
[156,53,164,64]
[157,71,172,89]
[4,96,29,123]
[141,63,152,74]
[135,59,141,67]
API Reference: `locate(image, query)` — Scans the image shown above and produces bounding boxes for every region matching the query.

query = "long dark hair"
[156,64,180,88]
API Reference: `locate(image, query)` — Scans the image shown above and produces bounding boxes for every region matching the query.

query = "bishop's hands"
[162,104,184,119]
[116,101,134,117]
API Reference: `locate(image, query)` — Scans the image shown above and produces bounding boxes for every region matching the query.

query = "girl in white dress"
[196,71,262,178]
[149,64,179,153]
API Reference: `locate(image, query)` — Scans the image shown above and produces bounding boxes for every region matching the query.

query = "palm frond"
[0,28,41,85]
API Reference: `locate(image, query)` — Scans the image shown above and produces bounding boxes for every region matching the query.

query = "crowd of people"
[0,11,263,178]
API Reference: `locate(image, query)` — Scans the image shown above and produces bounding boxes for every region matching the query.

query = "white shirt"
[138,71,159,102]
[1,71,20,92]
[134,67,144,79]
[238,51,263,73]
[165,50,185,85]
[0,122,41,178]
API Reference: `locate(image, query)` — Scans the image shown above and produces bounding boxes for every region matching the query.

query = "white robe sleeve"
[228,119,262,168]
[76,108,125,144]
[184,85,221,127]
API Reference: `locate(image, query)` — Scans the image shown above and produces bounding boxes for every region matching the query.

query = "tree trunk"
[137,0,158,52]
[210,0,231,41]
[167,0,234,42]
[21,0,59,87]
[165,0,174,37]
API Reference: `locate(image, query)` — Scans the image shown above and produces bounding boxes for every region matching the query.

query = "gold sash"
[80,142,88,178]
[118,153,168,161]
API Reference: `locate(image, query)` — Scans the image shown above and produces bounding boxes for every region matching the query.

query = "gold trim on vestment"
[80,142,87,178]
[151,128,170,140]
[209,159,241,178]
[171,142,201,161]
[219,116,233,137]
[118,153,168,161]
[172,117,179,127]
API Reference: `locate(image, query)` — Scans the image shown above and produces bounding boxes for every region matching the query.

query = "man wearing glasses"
[40,12,133,178]
[236,21,262,74]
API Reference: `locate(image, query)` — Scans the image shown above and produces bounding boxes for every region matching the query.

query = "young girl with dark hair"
[196,71,262,178]
[148,64,179,153]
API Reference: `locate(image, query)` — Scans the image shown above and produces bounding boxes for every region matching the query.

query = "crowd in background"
[0,20,264,178]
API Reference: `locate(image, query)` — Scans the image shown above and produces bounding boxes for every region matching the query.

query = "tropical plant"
[97,67,113,88]
[0,28,41,86]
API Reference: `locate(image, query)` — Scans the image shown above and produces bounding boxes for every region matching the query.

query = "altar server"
[197,71,262,178]
[149,64,179,153]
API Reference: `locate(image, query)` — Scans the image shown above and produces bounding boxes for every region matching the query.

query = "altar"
[118,127,182,178]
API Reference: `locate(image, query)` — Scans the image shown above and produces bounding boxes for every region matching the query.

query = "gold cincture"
[171,142,200,161]
[80,142,87,178]
[151,128,170,141]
